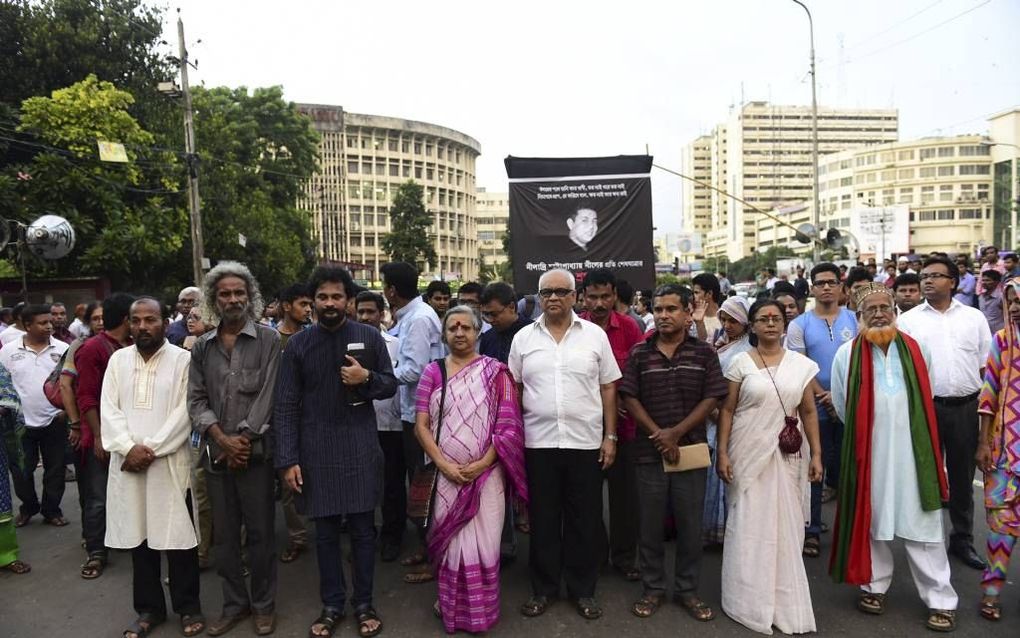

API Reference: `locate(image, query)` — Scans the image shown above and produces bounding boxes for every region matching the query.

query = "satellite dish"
[25,214,75,259]
[795,223,816,244]
[0,217,11,249]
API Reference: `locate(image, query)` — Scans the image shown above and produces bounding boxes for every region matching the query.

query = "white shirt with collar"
[0,324,26,345]
[374,330,403,432]
[508,312,621,450]
[0,336,69,427]
[897,298,991,398]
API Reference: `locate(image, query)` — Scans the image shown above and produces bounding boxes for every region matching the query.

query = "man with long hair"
[830,282,957,632]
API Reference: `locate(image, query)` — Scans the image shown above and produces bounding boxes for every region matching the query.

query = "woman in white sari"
[716,299,823,635]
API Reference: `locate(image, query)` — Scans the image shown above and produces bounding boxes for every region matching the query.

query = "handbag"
[759,349,803,455]
[662,442,712,473]
[406,359,447,528]
[43,349,70,410]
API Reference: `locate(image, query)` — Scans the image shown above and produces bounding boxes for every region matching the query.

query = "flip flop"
[403,569,434,584]
[2,559,31,574]
[181,614,205,637]
[43,516,69,527]
[14,513,32,527]
[979,600,1001,622]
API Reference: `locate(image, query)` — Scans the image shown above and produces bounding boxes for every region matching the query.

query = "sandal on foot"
[927,609,956,632]
[81,553,106,579]
[679,597,715,622]
[403,569,434,584]
[631,595,662,618]
[355,606,382,638]
[803,536,820,558]
[124,613,165,638]
[979,600,1001,622]
[207,610,251,636]
[520,596,549,617]
[1,559,31,574]
[576,597,602,620]
[43,516,68,527]
[399,552,427,567]
[14,513,32,527]
[309,608,343,638]
[858,592,886,615]
[432,601,442,619]
[280,543,306,563]
[181,614,205,637]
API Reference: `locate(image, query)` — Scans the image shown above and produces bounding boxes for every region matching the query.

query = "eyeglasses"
[480,305,509,318]
[754,315,784,325]
[538,288,575,299]
[918,273,953,281]
[812,280,840,288]
[861,304,894,316]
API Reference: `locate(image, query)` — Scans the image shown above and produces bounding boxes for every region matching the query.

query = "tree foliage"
[382,181,436,270]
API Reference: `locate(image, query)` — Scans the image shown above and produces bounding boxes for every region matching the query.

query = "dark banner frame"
[505,155,655,293]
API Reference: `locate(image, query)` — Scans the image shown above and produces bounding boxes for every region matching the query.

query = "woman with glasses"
[716,299,824,635]
[415,306,528,633]
[703,296,752,548]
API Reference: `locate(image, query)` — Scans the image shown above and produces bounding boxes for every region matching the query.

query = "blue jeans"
[315,511,376,611]
[819,410,844,490]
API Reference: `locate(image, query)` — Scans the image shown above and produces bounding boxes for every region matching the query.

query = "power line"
[843,0,945,53]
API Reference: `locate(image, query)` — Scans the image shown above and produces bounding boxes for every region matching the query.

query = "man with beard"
[898,255,992,573]
[580,269,643,582]
[275,283,312,564]
[102,298,204,638]
[189,261,281,636]
[829,282,957,633]
[275,265,397,638]
[893,273,922,314]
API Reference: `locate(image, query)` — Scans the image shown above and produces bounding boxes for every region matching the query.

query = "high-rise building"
[296,104,482,281]
[688,102,899,260]
[681,135,712,238]
[475,188,509,273]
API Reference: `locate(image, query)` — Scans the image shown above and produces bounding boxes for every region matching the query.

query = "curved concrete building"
[297,104,482,281]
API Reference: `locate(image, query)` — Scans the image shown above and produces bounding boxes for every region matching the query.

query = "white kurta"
[101,341,197,551]
[830,340,944,543]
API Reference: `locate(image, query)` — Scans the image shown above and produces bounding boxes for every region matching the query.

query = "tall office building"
[681,135,713,237]
[688,102,899,260]
[296,104,482,281]
[476,188,509,272]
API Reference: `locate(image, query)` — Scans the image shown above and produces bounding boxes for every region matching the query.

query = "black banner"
[505,155,655,293]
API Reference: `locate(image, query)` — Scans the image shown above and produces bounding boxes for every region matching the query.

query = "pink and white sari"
[415,355,528,634]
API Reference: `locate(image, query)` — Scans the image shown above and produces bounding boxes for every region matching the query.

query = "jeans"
[74,449,109,555]
[10,418,67,519]
[315,511,376,611]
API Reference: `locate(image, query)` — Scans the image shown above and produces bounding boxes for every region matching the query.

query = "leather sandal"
[631,595,662,618]
[979,600,1001,622]
[207,610,251,636]
[309,608,344,637]
[576,597,602,620]
[520,596,549,617]
[81,553,106,579]
[181,614,205,637]
[355,606,382,638]
[253,612,276,636]
[926,609,956,632]
[679,596,715,622]
[858,592,886,615]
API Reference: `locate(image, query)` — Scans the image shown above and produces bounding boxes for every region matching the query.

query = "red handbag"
[760,350,803,455]
[406,359,448,528]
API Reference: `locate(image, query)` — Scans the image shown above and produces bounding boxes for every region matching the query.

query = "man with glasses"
[478,282,533,564]
[829,282,958,632]
[509,268,620,621]
[898,255,992,571]
[456,281,490,334]
[167,287,201,347]
[785,263,858,559]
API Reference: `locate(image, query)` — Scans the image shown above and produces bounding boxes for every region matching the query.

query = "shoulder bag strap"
[434,358,448,444]
[757,350,792,418]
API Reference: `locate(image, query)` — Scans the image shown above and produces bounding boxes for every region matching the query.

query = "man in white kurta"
[101,298,203,637]
[830,283,957,631]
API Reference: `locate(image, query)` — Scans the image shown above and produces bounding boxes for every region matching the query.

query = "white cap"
[897,256,908,262]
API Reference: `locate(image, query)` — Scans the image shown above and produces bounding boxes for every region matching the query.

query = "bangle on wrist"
[605,433,619,442]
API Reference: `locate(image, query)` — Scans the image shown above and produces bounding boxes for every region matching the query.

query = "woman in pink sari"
[415,305,528,634]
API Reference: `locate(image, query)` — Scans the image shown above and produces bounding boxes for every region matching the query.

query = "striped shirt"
[619,333,728,464]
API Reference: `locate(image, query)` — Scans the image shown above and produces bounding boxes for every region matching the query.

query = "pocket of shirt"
[239,369,262,394]
[567,350,598,378]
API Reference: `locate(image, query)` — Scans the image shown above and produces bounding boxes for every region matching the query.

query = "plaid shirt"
[619,332,728,464]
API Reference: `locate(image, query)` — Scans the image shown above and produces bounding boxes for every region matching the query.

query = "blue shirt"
[388,296,443,422]
[478,315,532,364]
[785,307,858,391]
[954,271,976,307]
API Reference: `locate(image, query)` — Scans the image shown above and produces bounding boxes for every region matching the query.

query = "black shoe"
[381,543,400,563]
[950,543,987,570]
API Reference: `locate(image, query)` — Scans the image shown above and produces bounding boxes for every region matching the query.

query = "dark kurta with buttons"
[273,320,398,518]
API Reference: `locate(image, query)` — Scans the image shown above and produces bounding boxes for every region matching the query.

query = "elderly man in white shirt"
[509,268,620,622]
[101,298,203,638]
[898,254,992,572]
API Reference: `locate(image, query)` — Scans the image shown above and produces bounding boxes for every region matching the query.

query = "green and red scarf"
[829,331,949,585]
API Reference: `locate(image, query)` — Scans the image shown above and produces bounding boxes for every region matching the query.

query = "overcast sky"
[162,0,1019,233]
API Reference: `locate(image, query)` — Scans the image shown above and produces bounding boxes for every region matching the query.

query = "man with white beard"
[829,282,958,633]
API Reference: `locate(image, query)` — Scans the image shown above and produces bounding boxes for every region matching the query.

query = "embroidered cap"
[852,281,894,308]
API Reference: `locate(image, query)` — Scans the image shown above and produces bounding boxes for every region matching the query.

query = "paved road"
[2,476,1018,637]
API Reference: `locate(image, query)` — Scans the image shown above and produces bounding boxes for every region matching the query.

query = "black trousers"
[132,540,201,619]
[526,448,603,600]
[934,397,979,545]
[10,418,66,519]
[74,449,108,555]
[605,439,638,570]
[378,431,407,547]
[316,511,376,611]
[401,420,427,546]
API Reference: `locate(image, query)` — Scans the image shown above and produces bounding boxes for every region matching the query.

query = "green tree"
[382,181,436,270]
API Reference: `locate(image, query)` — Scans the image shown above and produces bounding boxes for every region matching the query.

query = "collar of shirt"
[579,310,623,331]
[535,311,581,335]
[917,298,966,315]
[16,336,62,352]
[393,295,426,323]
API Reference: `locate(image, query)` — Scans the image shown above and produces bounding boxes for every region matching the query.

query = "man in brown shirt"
[189,262,280,636]
[619,283,728,622]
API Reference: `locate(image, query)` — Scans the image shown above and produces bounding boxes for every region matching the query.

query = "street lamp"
[980,140,1020,250]
[791,0,820,264]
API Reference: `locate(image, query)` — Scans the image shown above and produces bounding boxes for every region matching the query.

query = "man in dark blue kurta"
[274,266,398,638]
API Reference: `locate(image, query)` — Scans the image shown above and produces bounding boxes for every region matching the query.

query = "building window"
[918,211,936,221]
[959,164,990,175]
[959,208,982,219]
[920,148,937,160]
[881,170,896,181]
[389,163,399,177]
[936,209,955,220]
[898,168,915,179]
[959,145,990,156]
[919,166,936,178]
[388,139,398,152]
[937,146,955,158]
[939,185,954,202]
[347,161,359,173]
[401,140,410,153]
[898,187,913,204]
[414,142,422,154]
[921,186,934,203]
[937,165,954,177]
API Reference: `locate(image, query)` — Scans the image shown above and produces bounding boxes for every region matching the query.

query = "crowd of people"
[0,249,1018,636]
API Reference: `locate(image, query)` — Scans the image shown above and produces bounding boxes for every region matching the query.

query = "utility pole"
[792,0,820,264]
[178,13,204,286]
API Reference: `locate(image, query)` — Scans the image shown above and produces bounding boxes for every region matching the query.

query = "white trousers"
[861,537,958,610]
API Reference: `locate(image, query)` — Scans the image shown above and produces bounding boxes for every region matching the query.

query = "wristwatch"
[362,370,373,385]
[606,433,619,442]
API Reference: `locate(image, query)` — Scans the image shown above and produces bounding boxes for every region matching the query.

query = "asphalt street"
[2,475,1018,637]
